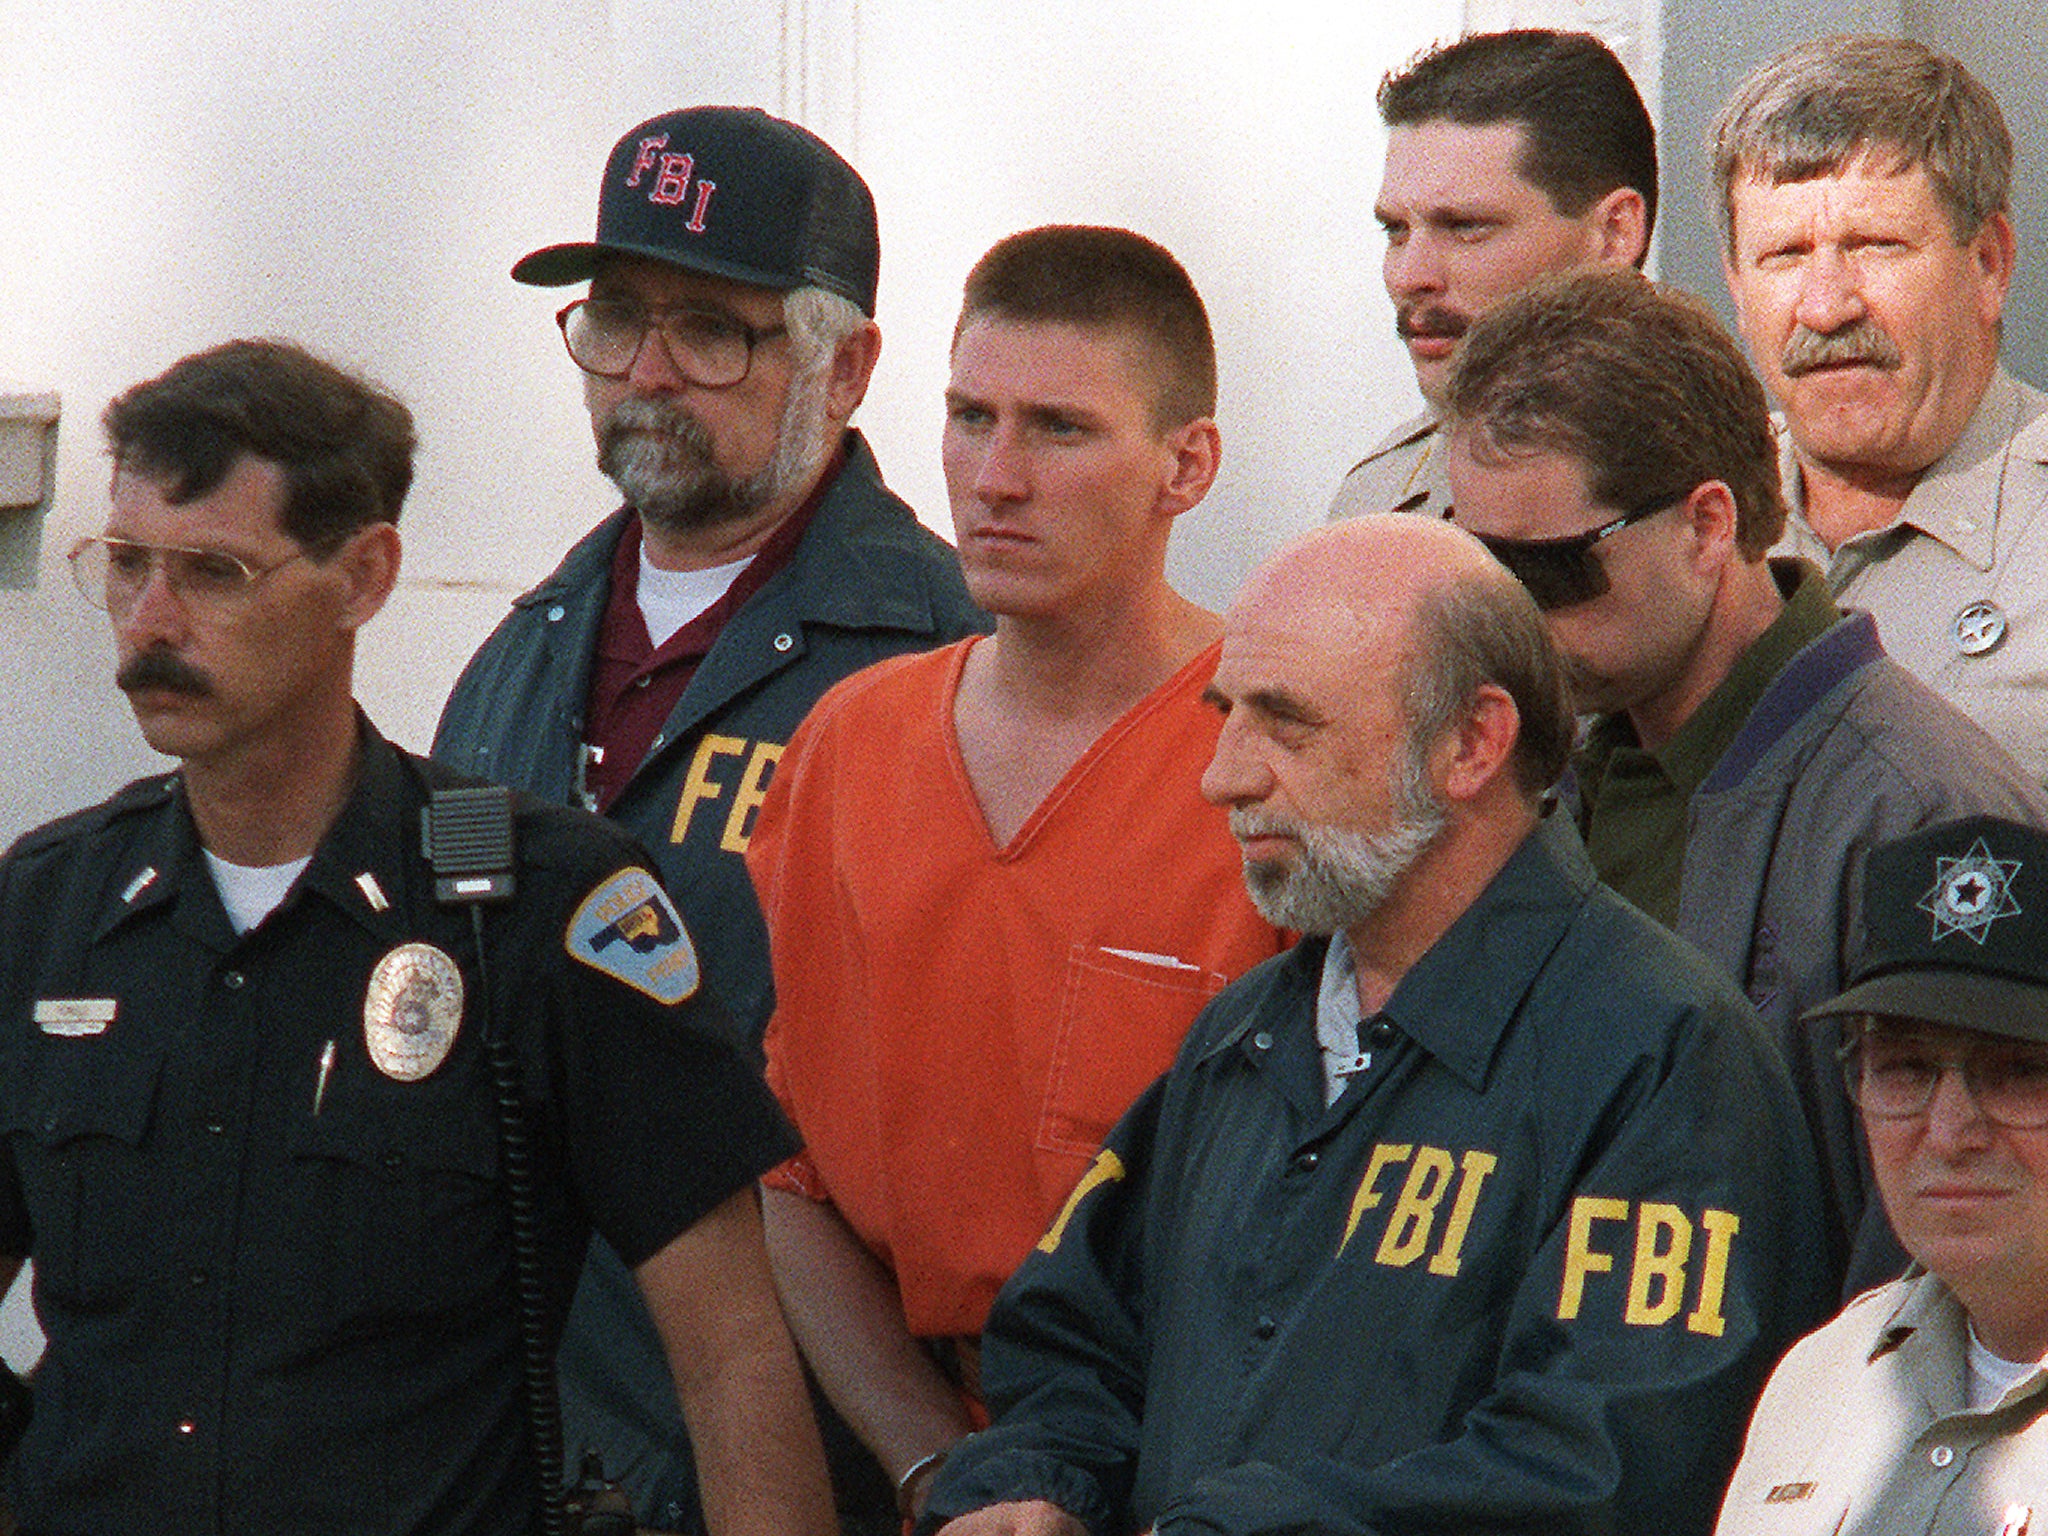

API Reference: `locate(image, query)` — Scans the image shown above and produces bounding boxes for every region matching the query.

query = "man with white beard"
[433,106,985,1533]
[1225,707,1445,967]
[915,514,1835,1536]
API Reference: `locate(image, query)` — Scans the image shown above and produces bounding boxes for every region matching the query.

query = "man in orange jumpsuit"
[748,226,1286,1527]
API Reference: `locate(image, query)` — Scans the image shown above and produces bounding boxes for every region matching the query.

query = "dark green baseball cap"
[1806,815,2048,1041]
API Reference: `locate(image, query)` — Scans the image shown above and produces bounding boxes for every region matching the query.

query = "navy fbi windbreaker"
[924,814,1836,1536]
[433,430,985,1528]
[434,430,987,1043]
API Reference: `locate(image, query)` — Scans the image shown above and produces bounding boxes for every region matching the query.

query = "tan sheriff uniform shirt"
[1327,408,1451,521]
[1773,369,2048,782]
[1716,1270,2048,1536]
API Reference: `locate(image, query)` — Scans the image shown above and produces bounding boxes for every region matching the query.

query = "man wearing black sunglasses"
[433,107,986,1533]
[1444,270,2048,1296]
[1717,816,2048,1533]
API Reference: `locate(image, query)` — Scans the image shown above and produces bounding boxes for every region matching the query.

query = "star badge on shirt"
[1951,598,2009,658]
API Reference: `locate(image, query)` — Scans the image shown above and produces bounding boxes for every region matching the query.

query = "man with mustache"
[748,226,1285,1528]
[0,339,833,1536]
[1716,817,2048,1534]
[1715,38,2048,781]
[1328,28,1655,521]
[1445,270,2048,1294]
[915,514,1833,1536]
[433,108,986,1532]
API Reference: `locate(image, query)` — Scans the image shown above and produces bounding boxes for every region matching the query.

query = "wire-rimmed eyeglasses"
[556,297,787,387]
[1839,1020,2048,1131]
[68,535,305,616]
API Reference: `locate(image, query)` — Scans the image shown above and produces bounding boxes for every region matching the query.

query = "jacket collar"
[1375,811,1595,1090]
[1200,812,1594,1094]
[764,431,950,632]
[1697,561,1881,796]
[508,430,941,634]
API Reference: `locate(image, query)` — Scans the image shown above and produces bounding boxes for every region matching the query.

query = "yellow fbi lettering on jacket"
[670,734,784,852]
[568,868,701,1004]
[1038,1148,1126,1254]
[1340,1143,1741,1336]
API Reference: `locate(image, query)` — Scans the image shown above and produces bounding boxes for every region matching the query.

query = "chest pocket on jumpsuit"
[1037,942,1227,1161]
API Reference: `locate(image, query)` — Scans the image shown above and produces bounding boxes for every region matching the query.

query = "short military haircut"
[1379,29,1658,253]
[103,338,416,557]
[955,225,1218,429]
[1712,36,2011,251]
[1444,270,1788,560]
[1406,558,1574,805]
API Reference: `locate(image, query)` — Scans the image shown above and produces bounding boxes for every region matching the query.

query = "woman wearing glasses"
[1717,816,2048,1536]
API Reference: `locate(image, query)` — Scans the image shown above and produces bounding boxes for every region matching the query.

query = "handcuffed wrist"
[895,1446,952,1519]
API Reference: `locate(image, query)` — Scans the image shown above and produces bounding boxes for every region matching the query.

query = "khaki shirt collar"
[1782,369,2048,573]
[1872,1266,2048,1418]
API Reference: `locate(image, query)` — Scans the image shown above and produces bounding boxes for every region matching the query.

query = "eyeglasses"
[1839,1022,2048,1131]
[556,297,787,386]
[68,535,306,616]
[1467,497,1680,612]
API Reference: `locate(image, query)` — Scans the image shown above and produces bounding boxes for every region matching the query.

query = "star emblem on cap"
[1917,837,2023,945]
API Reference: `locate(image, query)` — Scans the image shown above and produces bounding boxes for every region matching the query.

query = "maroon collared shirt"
[581,453,839,813]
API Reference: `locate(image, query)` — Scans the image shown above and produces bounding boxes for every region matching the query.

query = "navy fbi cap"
[1806,815,2048,1042]
[512,106,880,316]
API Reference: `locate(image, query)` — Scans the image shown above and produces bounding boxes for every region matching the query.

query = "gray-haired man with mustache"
[1716,37,2048,781]
[434,107,985,1533]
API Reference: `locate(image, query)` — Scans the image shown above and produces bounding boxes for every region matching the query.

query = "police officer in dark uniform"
[0,339,835,1536]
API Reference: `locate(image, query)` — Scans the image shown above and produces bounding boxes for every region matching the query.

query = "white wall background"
[0,0,626,837]
[0,0,1501,847]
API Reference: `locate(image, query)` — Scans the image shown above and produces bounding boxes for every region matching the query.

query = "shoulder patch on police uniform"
[567,868,700,1005]
[364,942,464,1081]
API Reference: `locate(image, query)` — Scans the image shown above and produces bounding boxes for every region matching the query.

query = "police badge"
[363,942,464,1081]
